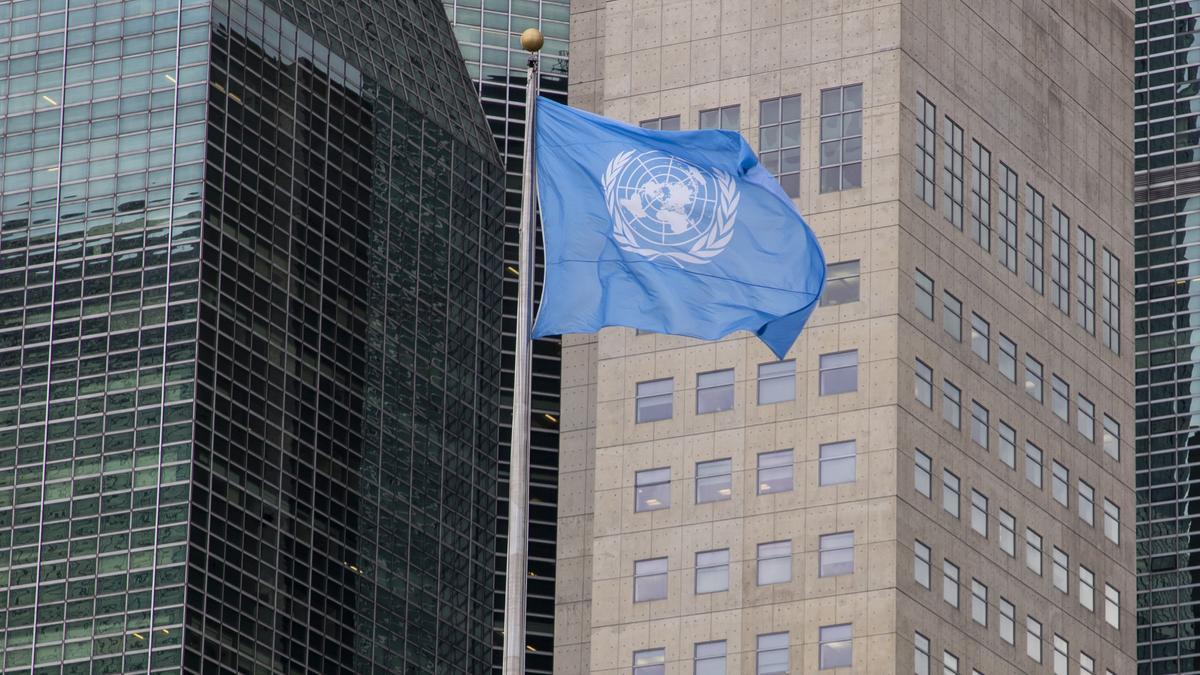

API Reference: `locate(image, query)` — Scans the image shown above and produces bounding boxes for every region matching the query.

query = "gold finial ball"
[520,28,544,53]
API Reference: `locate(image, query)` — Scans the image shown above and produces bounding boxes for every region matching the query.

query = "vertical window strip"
[915,93,936,207]
[1023,184,1044,293]
[1077,227,1096,334]
[943,116,964,229]
[998,162,1019,273]
[1102,248,1120,354]
[1050,207,1071,313]
[970,140,991,252]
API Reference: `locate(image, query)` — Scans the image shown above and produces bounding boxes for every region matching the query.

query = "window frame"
[999,509,1016,556]
[998,334,1016,382]
[998,162,1019,273]
[1052,547,1069,594]
[915,539,931,588]
[1026,615,1043,664]
[633,557,669,602]
[1024,354,1043,403]
[818,440,856,487]
[821,260,861,307]
[942,469,960,519]
[699,104,740,131]
[818,531,855,578]
[818,84,864,193]
[695,458,733,504]
[636,378,674,423]
[1080,565,1095,612]
[756,540,792,585]
[971,578,988,626]
[635,467,671,512]
[1077,394,1095,441]
[942,379,961,428]
[970,400,989,450]
[1103,498,1120,545]
[915,93,937,207]
[999,598,1015,645]
[914,450,932,498]
[818,623,853,669]
[695,549,730,594]
[696,369,735,415]
[1024,184,1045,293]
[1050,374,1069,422]
[758,448,795,494]
[970,312,989,361]
[694,640,727,675]
[755,632,789,675]
[943,116,965,229]
[757,360,796,405]
[1050,206,1071,313]
[915,270,934,320]
[969,489,988,537]
[970,139,992,251]
[1025,441,1043,489]
[818,350,858,396]
[915,359,933,407]
[1078,480,1095,526]
[1051,460,1069,507]
[1025,528,1043,576]
[1077,226,1096,334]
[942,558,960,608]
[758,94,801,198]
[942,291,962,341]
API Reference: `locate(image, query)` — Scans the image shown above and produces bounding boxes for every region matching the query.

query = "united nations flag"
[531,97,825,359]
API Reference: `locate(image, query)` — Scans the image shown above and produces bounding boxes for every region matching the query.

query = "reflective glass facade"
[0,0,504,673]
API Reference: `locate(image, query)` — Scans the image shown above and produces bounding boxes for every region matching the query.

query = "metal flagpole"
[502,27,543,675]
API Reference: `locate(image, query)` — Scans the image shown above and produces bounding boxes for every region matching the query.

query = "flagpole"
[502,27,543,675]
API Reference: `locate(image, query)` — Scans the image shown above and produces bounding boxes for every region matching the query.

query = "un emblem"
[603,150,739,265]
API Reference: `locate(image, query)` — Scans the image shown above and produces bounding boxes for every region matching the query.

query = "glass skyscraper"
[0,0,504,673]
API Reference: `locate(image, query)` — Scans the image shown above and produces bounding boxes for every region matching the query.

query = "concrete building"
[555,1,1136,674]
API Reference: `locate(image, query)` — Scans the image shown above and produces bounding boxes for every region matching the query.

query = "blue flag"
[531,97,825,359]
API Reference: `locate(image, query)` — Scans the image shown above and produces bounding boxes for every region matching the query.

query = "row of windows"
[912,269,1122,461]
[632,625,850,674]
[914,92,1122,355]
[914,629,1116,675]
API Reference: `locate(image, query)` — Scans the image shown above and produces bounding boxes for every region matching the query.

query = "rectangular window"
[970,313,989,361]
[818,624,853,669]
[1077,394,1095,441]
[915,540,931,588]
[944,116,965,229]
[915,93,936,206]
[1052,547,1069,594]
[758,449,794,494]
[819,350,858,395]
[1051,206,1071,313]
[1024,184,1045,293]
[943,292,962,341]
[971,579,988,625]
[915,270,934,320]
[819,531,855,577]
[1051,461,1069,507]
[943,559,959,607]
[970,489,988,537]
[944,651,959,675]
[759,95,801,197]
[1077,226,1096,334]
[635,468,671,512]
[757,541,792,585]
[696,458,732,503]
[1024,354,1043,403]
[915,359,933,407]
[1026,616,1042,663]
[637,378,674,423]
[1102,248,1120,354]
[998,162,1019,273]
[998,421,1016,469]
[694,641,726,675]
[821,260,860,306]
[1104,584,1120,629]
[999,598,1015,644]
[1103,499,1120,545]
[1081,652,1095,675]
[818,440,856,486]
[699,104,740,131]
[1078,480,1095,526]
[640,116,681,131]
[819,84,864,192]
[915,632,931,675]
[697,369,735,414]
[634,648,666,675]
[942,470,961,518]
[914,450,932,498]
[970,401,989,450]
[634,558,668,602]
[1053,635,1068,675]
[756,633,789,675]
[970,140,992,251]
[942,380,961,429]
[1025,441,1043,489]
[998,334,1017,382]
[1103,414,1120,460]
[757,360,795,405]
[1025,528,1042,576]
[999,509,1015,556]
[1051,375,1069,422]
[695,549,730,594]
[1080,565,1095,611]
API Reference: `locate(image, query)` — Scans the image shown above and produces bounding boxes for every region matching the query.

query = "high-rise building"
[1136,2,1200,673]
[0,0,504,673]
[556,2,1135,674]
[445,1,569,671]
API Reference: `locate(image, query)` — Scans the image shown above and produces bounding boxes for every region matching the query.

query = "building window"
[819,532,855,577]
[1024,354,1043,403]
[970,401,989,450]
[759,95,801,197]
[695,549,730,594]
[942,380,961,429]
[1025,528,1042,576]
[944,116,965,229]
[819,350,858,395]
[821,260,860,306]
[1080,652,1095,675]
[696,458,732,503]
[915,632,931,675]
[697,369,735,414]
[818,440,856,486]
[635,468,671,512]
[757,541,792,585]
[1052,547,1069,594]
[915,540,931,588]
[942,292,962,341]
[1053,635,1069,675]
[998,334,1017,382]
[998,420,1016,469]
[914,450,932,498]
[1077,394,1095,441]
[640,116,681,131]
[1077,226,1096,334]
[942,470,961,518]
[1102,248,1120,354]
[758,449,794,494]
[971,579,988,626]
[943,559,960,607]
[1051,460,1069,507]
[694,640,726,675]
[998,162,1019,273]
[757,360,795,405]
[915,359,933,407]
[999,509,1016,556]
[970,489,988,537]
[915,93,936,206]
[1051,206,1071,313]
[1103,499,1119,545]
[944,651,959,675]
[999,598,1015,644]
[1051,375,1069,422]
[756,633,789,675]
[699,104,740,131]
[1026,616,1043,663]
[1102,414,1120,461]
[970,313,989,361]
[1080,565,1095,612]
[634,648,666,675]
[915,270,934,319]
[1104,584,1120,629]
[970,140,992,251]
[1025,441,1043,489]
[1024,184,1045,293]
[819,84,863,192]
[1078,480,1095,526]
[634,558,668,602]
[818,624,853,669]
[637,378,674,423]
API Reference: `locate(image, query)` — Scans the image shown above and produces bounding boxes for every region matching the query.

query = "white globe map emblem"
[603,150,739,265]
